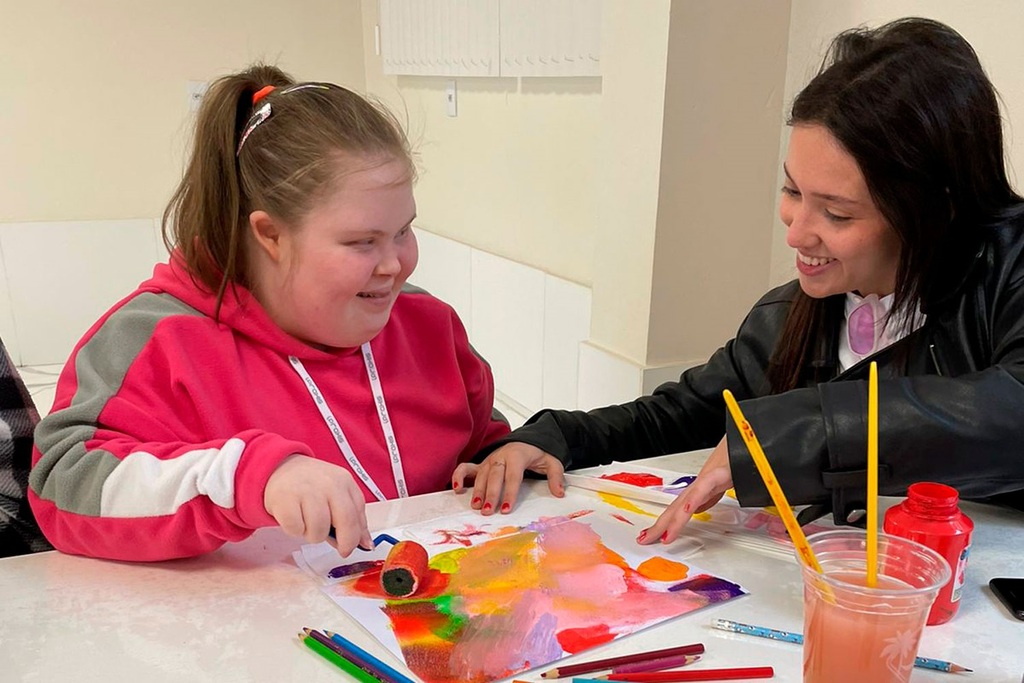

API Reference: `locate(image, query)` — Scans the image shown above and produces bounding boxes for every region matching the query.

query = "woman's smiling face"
[781,124,902,299]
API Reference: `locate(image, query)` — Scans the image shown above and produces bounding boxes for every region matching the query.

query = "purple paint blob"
[327,559,383,579]
[667,573,745,601]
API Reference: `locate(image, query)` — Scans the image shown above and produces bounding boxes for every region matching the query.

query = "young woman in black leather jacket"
[455,17,1024,543]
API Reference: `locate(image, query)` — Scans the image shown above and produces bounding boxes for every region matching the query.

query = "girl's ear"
[249,210,284,262]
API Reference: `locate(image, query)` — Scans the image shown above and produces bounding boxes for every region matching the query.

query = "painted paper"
[319,493,745,682]
[569,463,836,555]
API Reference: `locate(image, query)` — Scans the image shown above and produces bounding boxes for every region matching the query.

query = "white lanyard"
[288,342,408,501]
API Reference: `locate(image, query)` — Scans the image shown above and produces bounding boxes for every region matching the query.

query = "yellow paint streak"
[596,492,657,518]
[431,547,469,573]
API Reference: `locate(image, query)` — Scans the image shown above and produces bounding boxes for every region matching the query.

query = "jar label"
[951,542,971,603]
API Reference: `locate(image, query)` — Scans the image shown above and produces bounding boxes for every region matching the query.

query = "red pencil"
[600,666,774,681]
[540,644,706,679]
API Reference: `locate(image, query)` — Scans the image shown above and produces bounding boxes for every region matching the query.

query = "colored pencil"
[595,666,774,681]
[722,390,822,574]
[324,629,417,683]
[299,631,380,682]
[612,654,700,674]
[867,361,879,587]
[302,629,385,681]
[710,619,802,644]
[540,643,705,678]
[710,619,972,673]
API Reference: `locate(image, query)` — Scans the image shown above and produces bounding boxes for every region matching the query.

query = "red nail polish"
[472,497,481,506]
[501,502,511,513]
[638,529,648,542]
[452,480,459,490]
[660,532,669,543]
[483,502,493,512]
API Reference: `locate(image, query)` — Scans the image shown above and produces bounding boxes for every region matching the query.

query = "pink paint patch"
[556,623,615,654]
[555,563,626,601]
[600,472,663,487]
[611,513,635,526]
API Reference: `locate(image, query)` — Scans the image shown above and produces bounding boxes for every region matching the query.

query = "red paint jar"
[883,482,973,625]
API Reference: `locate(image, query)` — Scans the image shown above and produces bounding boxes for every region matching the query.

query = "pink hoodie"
[30,255,508,561]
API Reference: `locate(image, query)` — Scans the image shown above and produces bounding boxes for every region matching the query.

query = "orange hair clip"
[252,85,276,104]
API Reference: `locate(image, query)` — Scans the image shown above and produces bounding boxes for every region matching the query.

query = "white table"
[1,452,1022,682]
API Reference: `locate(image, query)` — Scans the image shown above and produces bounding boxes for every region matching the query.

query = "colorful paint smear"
[328,511,744,683]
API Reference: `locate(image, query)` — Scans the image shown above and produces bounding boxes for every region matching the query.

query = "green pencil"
[299,631,380,682]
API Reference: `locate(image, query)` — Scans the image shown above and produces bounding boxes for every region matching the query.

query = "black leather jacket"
[481,215,1024,524]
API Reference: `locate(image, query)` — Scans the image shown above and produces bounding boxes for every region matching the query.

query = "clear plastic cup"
[800,529,951,683]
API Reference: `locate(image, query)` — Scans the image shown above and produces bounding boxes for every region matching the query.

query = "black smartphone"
[989,577,1024,621]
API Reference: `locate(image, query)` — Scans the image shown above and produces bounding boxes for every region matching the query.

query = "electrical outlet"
[187,81,209,112]
[445,80,457,117]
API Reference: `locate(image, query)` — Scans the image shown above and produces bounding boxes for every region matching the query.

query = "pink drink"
[800,531,950,683]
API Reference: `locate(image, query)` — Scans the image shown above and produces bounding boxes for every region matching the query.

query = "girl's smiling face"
[249,156,418,349]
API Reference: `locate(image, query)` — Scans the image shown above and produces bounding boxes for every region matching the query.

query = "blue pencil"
[325,629,417,683]
[711,619,972,673]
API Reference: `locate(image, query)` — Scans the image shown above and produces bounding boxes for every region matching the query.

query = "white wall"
[768,0,1024,286]
[0,0,367,406]
[363,1,791,383]
[0,0,366,224]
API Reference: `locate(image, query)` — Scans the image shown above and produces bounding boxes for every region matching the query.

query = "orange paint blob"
[636,556,690,581]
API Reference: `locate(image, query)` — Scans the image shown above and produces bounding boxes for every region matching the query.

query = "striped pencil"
[710,619,972,673]
[541,643,705,678]
[612,654,701,674]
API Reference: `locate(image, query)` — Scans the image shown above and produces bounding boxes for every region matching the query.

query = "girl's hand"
[637,436,733,545]
[264,455,372,556]
[452,443,565,515]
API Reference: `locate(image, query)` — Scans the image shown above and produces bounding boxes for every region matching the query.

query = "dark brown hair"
[161,64,413,314]
[767,18,1023,392]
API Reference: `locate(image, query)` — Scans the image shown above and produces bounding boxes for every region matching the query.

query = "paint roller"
[380,540,429,597]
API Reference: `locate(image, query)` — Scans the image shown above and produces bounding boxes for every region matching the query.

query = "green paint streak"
[428,594,468,641]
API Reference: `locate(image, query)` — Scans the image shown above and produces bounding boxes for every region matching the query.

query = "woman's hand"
[264,455,372,556]
[637,436,734,545]
[451,443,565,515]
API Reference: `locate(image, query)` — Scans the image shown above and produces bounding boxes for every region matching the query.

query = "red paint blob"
[600,472,663,487]
[556,623,615,654]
